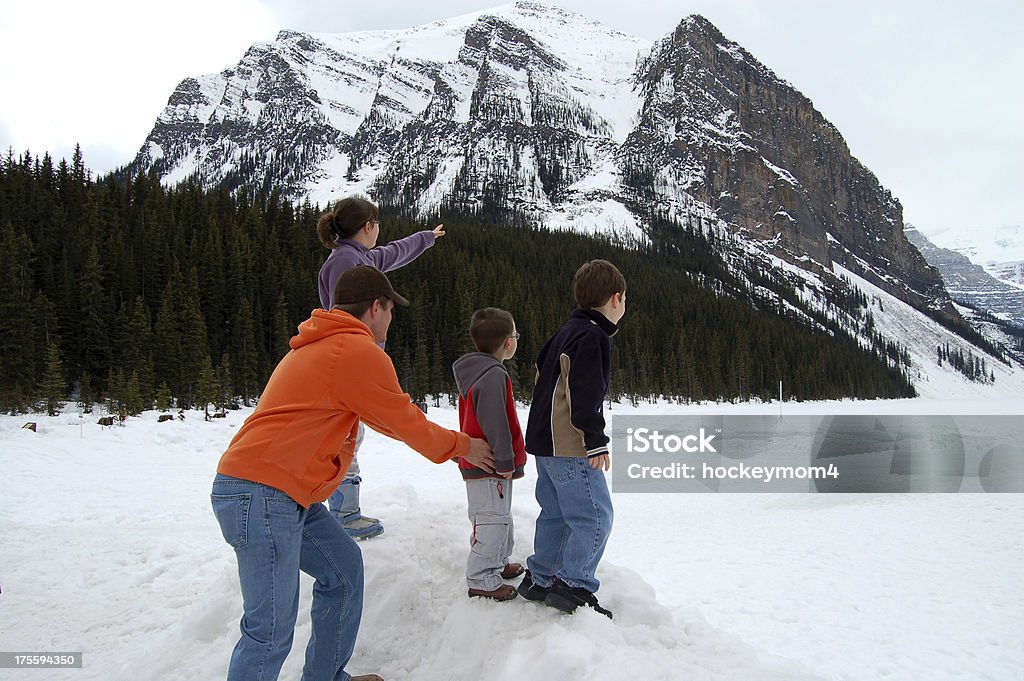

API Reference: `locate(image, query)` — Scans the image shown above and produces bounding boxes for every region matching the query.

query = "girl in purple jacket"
[315,196,446,538]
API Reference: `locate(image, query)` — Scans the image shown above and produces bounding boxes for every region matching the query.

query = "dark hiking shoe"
[350,675,384,681]
[468,584,519,601]
[544,579,613,619]
[501,562,525,580]
[516,570,551,602]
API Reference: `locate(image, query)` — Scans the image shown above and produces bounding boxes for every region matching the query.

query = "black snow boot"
[517,570,551,601]
[543,579,613,619]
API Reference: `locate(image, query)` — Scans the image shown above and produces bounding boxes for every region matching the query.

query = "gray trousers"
[465,478,514,591]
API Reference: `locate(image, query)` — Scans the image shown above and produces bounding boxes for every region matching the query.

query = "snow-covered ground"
[2,399,1022,681]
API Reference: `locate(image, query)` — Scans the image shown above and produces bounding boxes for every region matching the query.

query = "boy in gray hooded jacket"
[452,308,528,601]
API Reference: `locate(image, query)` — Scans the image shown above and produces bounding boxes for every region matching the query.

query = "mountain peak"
[131,2,958,335]
[681,13,719,33]
[430,1,598,35]
[488,1,592,22]
[669,13,744,61]
[471,0,631,43]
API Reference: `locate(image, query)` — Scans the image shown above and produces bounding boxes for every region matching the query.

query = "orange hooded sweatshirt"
[217,308,469,507]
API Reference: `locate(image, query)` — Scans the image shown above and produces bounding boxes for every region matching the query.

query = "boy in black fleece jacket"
[519,260,626,619]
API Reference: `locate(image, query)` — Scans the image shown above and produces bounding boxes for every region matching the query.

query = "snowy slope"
[674,218,1024,398]
[2,402,1022,681]
[832,263,1024,398]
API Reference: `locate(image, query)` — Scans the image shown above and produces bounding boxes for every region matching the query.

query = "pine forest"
[0,149,917,416]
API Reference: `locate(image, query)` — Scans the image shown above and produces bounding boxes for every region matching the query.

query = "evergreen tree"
[429,335,445,407]
[78,240,112,385]
[78,372,95,414]
[153,280,184,398]
[105,367,126,422]
[155,382,173,412]
[195,354,220,420]
[38,342,66,415]
[198,216,227,356]
[217,353,235,411]
[232,297,260,405]
[123,370,146,416]
[272,292,292,360]
[179,269,211,407]
[0,222,36,412]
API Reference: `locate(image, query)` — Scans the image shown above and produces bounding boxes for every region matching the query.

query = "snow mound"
[342,491,821,681]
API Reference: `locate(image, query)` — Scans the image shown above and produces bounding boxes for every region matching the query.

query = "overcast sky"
[1,0,1021,238]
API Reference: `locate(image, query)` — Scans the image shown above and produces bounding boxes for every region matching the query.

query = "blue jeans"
[526,456,613,593]
[211,474,364,681]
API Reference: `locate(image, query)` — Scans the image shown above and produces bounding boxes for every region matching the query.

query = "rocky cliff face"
[129,1,956,324]
[622,16,951,317]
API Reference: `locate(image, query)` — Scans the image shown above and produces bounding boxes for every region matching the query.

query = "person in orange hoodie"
[211,265,494,681]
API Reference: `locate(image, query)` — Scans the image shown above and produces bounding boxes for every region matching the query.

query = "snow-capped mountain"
[129,1,1024,394]
[906,224,1024,328]
[130,3,950,317]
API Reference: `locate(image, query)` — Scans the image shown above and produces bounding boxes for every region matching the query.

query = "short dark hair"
[316,196,379,249]
[470,308,515,354]
[334,296,392,319]
[573,259,626,309]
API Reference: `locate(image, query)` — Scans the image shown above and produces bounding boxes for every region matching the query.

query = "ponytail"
[316,196,379,249]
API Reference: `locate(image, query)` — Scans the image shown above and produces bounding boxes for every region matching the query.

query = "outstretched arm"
[366,230,437,272]
[352,348,468,462]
